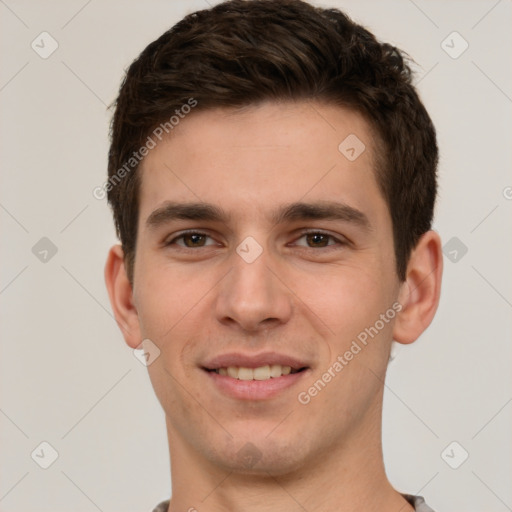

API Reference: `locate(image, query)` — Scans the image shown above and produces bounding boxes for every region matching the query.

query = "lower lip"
[204,369,309,400]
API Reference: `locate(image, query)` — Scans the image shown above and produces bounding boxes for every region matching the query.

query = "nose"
[215,245,293,333]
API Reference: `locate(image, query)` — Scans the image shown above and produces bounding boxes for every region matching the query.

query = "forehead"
[137,101,387,226]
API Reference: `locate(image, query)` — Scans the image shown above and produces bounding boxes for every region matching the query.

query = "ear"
[104,245,142,349]
[393,230,443,345]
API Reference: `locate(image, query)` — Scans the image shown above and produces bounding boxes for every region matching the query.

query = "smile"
[207,364,305,380]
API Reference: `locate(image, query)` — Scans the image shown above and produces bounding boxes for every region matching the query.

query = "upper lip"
[202,352,309,371]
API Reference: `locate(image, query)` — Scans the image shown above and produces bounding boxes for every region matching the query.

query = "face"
[130,101,402,474]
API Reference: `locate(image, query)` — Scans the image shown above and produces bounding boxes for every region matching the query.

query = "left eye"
[294,232,341,248]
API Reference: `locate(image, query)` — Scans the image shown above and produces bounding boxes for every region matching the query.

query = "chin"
[207,431,311,476]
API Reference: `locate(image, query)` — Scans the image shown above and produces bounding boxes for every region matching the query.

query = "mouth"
[204,364,308,381]
[201,352,311,400]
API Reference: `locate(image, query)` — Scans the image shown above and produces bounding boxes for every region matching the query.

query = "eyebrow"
[146,202,228,227]
[271,201,371,230]
[145,200,371,231]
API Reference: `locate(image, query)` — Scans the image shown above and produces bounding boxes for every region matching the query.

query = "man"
[104,1,443,510]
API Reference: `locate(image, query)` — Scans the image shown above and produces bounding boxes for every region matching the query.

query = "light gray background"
[1,1,511,511]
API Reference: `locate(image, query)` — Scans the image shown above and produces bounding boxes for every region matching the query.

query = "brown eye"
[182,233,207,247]
[166,231,217,248]
[294,231,342,249]
[305,233,331,247]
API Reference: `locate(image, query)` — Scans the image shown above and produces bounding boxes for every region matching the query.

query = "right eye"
[166,231,218,248]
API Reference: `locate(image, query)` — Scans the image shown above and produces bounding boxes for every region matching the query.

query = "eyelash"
[165,229,347,250]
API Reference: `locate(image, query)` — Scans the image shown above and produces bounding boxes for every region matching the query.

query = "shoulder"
[402,493,436,512]
[151,499,170,512]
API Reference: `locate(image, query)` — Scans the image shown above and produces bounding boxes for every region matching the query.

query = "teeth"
[253,365,270,380]
[270,364,284,378]
[281,365,292,376]
[237,367,253,380]
[216,364,295,380]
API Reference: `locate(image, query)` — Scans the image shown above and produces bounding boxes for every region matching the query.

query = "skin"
[105,101,443,512]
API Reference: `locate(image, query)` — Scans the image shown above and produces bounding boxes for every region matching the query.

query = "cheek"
[135,285,176,341]
[298,265,391,336]
[298,270,397,424]
[134,256,204,340]
[134,260,219,385]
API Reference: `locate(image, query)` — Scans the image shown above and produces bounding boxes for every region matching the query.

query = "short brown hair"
[107,0,438,282]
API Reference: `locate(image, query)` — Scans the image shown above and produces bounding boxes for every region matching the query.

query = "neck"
[164,410,414,512]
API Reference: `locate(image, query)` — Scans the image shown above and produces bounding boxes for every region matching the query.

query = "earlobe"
[393,230,443,345]
[104,245,142,349]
